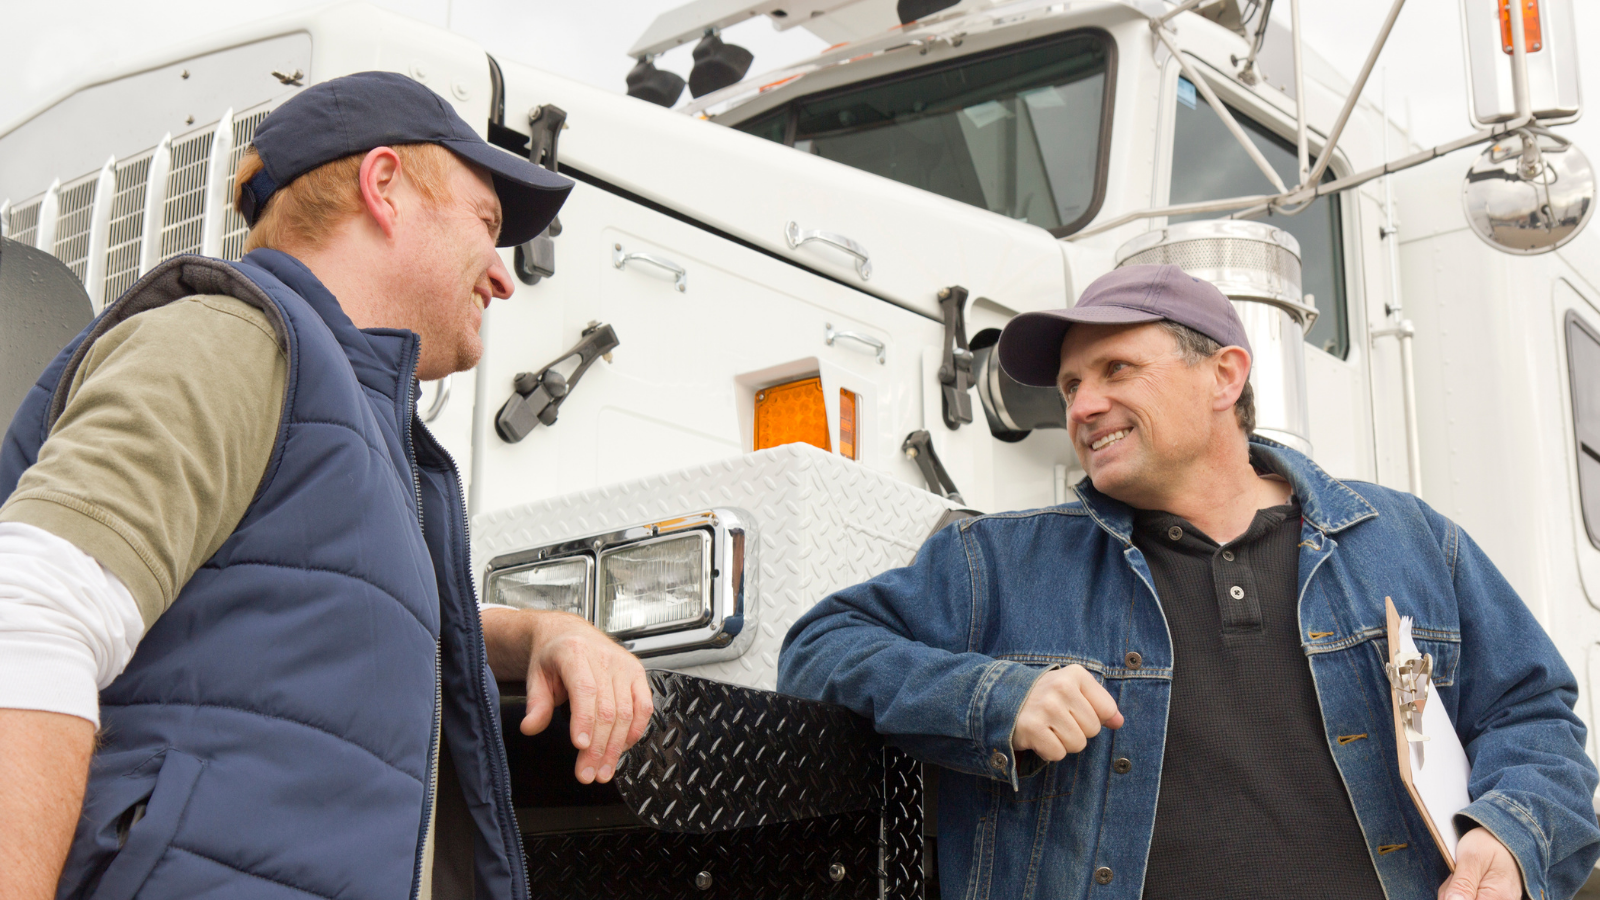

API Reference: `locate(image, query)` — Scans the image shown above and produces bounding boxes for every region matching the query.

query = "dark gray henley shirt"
[1131,486,1385,900]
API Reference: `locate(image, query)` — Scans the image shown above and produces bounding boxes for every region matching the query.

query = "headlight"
[481,508,756,667]
[485,556,592,617]
[598,532,711,638]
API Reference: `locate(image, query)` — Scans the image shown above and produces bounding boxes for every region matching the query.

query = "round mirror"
[1462,130,1596,255]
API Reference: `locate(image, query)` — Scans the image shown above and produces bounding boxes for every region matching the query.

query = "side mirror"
[1462,129,1596,254]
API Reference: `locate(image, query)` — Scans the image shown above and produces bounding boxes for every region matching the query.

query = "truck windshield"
[735,31,1112,235]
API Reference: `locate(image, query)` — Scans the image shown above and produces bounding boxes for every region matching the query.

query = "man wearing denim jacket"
[779,265,1600,900]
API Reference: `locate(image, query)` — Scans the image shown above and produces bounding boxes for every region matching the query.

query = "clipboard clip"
[1386,651,1434,743]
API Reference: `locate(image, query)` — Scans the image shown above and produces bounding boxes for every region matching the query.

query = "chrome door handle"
[825,322,886,364]
[613,243,687,292]
[785,221,872,280]
[422,374,451,423]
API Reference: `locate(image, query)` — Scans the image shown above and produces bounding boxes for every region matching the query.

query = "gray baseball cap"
[997,264,1250,387]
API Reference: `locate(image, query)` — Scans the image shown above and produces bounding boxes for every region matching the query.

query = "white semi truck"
[1,0,1595,895]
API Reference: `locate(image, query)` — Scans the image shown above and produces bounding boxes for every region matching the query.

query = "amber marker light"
[754,376,832,453]
[839,388,859,460]
[1500,0,1543,53]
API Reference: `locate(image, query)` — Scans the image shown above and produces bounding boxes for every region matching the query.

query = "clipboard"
[1385,596,1473,869]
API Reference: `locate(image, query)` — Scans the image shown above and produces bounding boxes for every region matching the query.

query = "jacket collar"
[1073,435,1379,545]
[239,249,417,405]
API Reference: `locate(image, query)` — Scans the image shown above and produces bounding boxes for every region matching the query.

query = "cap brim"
[997,306,1164,387]
[444,138,575,247]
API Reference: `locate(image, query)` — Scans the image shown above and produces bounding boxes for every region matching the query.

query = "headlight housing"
[482,508,755,666]
[486,555,592,618]
[598,531,711,638]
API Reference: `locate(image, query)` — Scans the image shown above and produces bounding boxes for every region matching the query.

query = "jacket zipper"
[414,409,531,900]
[402,342,443,900]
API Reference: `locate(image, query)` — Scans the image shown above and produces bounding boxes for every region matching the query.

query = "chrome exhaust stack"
[1114,220,1316,455]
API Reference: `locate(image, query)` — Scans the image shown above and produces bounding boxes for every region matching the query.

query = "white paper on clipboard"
[1398,615,1474,859]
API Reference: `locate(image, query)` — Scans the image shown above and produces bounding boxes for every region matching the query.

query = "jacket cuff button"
[1095,866,1114,885]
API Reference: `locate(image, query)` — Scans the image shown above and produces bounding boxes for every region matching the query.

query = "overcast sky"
[3,0,1598,182]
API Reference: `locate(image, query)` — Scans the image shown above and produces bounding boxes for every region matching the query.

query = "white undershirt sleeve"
[0,521,144,725]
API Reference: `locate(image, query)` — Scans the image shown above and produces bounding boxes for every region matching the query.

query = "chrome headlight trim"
[481,507,757,667]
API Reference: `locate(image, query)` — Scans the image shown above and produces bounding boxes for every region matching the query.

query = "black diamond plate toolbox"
[615,670,882,832]
[507,671,926,898]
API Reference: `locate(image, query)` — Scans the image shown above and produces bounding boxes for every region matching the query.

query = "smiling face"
[1057,322,1246,509]
[394,155,513,380]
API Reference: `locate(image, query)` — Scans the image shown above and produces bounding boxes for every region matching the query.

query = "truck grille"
[220,110,269,261]
[159,130,214,260]
[9,98,274,302]
[53,176,100,283]
[103,155,153,302]
[6,199,42,248]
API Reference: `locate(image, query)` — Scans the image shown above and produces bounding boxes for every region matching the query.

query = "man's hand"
[1012,664,1124,760]
[1438,827,1524,900]
[481,607,653,784]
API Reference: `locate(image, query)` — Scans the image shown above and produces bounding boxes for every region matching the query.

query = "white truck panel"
[495,57,1070,323]
[470,178,972,516]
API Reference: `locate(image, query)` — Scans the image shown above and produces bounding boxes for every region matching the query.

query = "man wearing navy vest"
[0,72,653,899]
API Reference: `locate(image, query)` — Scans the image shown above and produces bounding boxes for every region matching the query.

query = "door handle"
[825,323,886,364]
[613,243,687,292]
[785,221,871,280]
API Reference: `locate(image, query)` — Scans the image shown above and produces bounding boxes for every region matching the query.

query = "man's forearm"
[0,708,94,899]
[481,606,595,682]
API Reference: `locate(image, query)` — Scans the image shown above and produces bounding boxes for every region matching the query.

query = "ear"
[1211,346,1251,413]
[356,147,404,240]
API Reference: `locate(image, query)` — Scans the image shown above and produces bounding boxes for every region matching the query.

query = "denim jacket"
[779,439,1600,900]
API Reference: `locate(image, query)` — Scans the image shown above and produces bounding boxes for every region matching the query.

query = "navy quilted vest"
[0,250,527,900]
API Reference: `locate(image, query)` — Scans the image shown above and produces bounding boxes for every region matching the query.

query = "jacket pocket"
[86,749,204,900]
[1413,635,1461,687]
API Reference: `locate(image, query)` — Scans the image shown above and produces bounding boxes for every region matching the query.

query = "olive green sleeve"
[0,295,287,626]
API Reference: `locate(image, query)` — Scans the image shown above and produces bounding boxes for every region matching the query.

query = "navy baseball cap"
[238,71,572,247]
[997,264,1251,387]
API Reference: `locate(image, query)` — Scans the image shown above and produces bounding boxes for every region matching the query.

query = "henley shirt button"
[1222,550,1235,561]
[1167,525,1182,541]
[1095,866,1114,885]
[1229,585,1245,600]
[989,750,1008,771]
[1113,757,1132,774]
[1124,651,1142,669]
